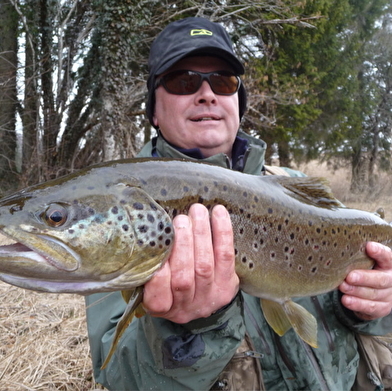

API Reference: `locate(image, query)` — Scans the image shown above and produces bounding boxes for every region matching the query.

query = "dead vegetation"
[0,160,391,389]
[0,284,106,390]
[295,160,392,222]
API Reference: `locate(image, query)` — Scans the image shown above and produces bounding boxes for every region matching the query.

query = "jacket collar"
[148,130,266,175]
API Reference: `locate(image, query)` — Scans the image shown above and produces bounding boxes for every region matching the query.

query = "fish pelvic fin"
[261,298,318,348]
[101,286,144,369]
[260,299,292,336]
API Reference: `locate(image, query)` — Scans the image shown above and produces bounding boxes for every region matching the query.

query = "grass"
[0,284,106,391]
[0,160,391,389]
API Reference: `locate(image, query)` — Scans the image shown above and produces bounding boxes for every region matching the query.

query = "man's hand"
[339,242,392,320]
[143,203,239,324]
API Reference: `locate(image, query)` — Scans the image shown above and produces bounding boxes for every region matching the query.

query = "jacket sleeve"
[85,291,245,390]
[332,290,392,336]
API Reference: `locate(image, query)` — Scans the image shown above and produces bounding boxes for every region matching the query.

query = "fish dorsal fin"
[275,176,343,209]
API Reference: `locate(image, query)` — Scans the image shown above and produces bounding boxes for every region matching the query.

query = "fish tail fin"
[101,286,144,369]
[261,298,318,348]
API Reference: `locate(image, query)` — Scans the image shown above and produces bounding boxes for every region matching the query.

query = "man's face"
[153,56,240,158]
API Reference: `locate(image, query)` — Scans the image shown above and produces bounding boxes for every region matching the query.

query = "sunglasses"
[155,70,241,96]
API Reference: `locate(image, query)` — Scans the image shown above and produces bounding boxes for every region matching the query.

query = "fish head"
[0,178,173,294]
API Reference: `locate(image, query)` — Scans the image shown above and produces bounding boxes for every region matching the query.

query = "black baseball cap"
[146,17,247,127]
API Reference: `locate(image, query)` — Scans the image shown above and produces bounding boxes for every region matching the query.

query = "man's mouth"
[191,116,220,122]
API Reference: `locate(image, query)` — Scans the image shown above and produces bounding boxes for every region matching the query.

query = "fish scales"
[0,157,391,365]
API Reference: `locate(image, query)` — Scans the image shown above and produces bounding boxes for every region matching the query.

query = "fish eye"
[42,204,68,227]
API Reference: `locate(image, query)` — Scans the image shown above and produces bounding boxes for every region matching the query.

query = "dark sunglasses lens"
[161,71,239,95]
[163,71,201,94]
[210,74,239,94]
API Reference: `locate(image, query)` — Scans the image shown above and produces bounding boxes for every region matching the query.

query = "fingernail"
[173,215,190,229]
[349,272,360,283]
[213,205,229,219]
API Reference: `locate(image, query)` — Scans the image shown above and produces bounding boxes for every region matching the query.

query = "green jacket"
[85,131,392,390]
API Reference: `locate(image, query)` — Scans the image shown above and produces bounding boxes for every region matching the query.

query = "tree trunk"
[0,2,18,194]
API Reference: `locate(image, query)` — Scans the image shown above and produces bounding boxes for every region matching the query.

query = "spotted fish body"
[0,158,391,366]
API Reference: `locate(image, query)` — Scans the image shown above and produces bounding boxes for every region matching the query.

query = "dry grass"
[0,160,391,389]
[0,283,106,390]
[295,160,392,222]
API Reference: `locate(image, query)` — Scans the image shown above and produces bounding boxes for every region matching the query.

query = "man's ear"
[153,113,159,127]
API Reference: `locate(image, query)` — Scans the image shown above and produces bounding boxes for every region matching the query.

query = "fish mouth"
[0,231,80,272]
[0,234,110,294]
[0,272,108,294]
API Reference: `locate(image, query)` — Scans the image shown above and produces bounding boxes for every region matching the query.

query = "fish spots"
[268,208,273,214]
[160,188,167,197]
[138,225,148,233]
[241,255,255,270]
[111,206,119,214]
[133,202,144,210]
[324,259,333,268]
[128,205,173,251]
[147,214,155,223]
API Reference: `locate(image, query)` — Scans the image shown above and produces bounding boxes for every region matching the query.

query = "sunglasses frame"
[155,70,241,96]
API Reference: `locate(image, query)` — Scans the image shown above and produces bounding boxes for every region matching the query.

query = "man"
[86,17,392,390]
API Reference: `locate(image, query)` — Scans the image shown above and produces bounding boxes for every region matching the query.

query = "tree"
[3,0,391,195]
[0,1,18,193]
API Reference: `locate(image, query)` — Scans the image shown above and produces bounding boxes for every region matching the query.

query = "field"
[0,160,391,390]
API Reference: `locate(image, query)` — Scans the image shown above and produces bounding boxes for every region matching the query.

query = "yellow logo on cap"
[190,29,213,36]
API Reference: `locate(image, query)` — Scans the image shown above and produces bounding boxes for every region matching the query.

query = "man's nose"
[194,80,216,104]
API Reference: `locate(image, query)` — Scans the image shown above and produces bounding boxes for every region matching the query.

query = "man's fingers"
[211,205,237,284]
[366,242,392,270]
[189,204,215,282]
[143,261,172,314]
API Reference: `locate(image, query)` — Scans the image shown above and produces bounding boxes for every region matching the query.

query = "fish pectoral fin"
[121,289,146,318]
[260,299,292,336]
[101,286,144,369]
[283,300,318,348]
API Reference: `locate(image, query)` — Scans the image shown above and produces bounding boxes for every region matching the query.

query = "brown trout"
[0,158,391,368]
